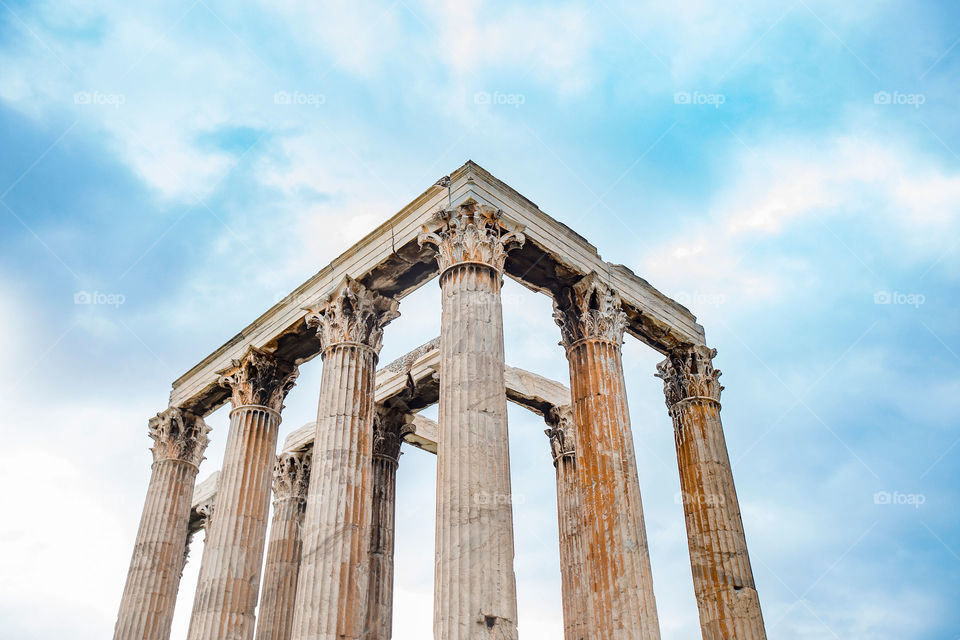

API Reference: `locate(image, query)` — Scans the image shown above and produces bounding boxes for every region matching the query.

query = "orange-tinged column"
[656,346,766,640]
[553,273,661,640]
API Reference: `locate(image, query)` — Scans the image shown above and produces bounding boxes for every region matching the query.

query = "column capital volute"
[655,344,723,409]
[417,201,525,274]
[303,276,399,355]
[544,404,577,464]
[217,346,299,412]
[272,450,311,502]
[552,272,627,349]
[373,407,414,463]
[148,406,210,467]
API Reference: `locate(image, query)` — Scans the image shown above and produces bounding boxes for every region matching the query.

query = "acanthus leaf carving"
[655,344,723,409]
[272,450,312,502]
[148,407,210,467]
[544,404,576,462]
[418,201,525,273]
[304,276,399,354]
[217,346,299,411]
[553,272,627,348]
[372,407,414,463]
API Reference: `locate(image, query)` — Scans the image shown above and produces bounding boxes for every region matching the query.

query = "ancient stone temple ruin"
[114,161,767,640]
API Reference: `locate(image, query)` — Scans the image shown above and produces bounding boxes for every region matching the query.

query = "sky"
[0,0,958,638]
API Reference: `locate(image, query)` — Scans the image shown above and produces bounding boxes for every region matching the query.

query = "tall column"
[291,276,399,640]
[544,405,588,640]
[656,346,766,640]
[419,202,525,640]
[366,408,413,639]
[115,408,210,640]
[188,347,299,640]
[256,451,312,640]
[553,273,661,640]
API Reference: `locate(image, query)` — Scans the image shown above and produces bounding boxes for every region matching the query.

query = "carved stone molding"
[418,201,525,273]
[148,407,210,467]
[196,501,215,531]
[655,345,723,409]
[544,405,576,462]
[553,272,628,349]
[305,276,399,354]
[273,451,311,502]
[373,407,414,463]
[217,346,299,411]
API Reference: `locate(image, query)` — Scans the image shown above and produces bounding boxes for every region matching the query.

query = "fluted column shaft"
[291,276,398,640]
[115,407,209,640]
[366,447,400,638]
[546,408,588,640]
[658,347,766,640]
[188,348,298,640]
[554,274,660,640]
[434,262,519,639]
[256,452,312,640]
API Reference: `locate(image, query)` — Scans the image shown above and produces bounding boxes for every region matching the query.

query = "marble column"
[115,408,210,640]
[553,273,661,640]
[291,276,399,640]
[256,451,312,640]
[365,408,413,639]
[419,202,525,640]
[545,405,588,640]
[187,347,299,640]
[656,346,766,640]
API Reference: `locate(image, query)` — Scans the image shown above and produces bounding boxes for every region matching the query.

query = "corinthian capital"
[305,276,399,353]
[552,273,627,348]
[217,346,299,411]
[544,405,576,462]
[273,451,311,501]
[655,345,723,409]
[373,407,414,463]
[418,202,525,273]
[148,407,210,466]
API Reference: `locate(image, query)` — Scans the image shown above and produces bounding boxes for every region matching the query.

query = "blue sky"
[1,1,958,638]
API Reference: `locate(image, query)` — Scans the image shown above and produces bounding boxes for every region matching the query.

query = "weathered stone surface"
[115,408,209,640]
[256,451,311,640]
[657,346,767,640]
[169,161,704,416]
[422,203,521,639]
[187,348,298,640]
[555,273,661,640]
[291,278,398,640]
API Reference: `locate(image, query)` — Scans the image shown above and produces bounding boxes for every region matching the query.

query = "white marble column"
[365,408,412,639]
[256,451,312,640]
[553,273,661,640]
[419,202,525,640]
[115,408,209,640]
[290,277,399,640]
[656,346,766,640]
[187,348,299,640]
[545,406,588,640]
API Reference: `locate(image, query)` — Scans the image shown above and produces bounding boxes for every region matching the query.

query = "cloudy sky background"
[1,1,958,638]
